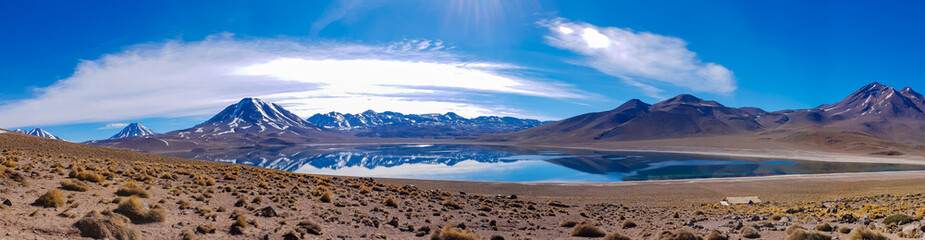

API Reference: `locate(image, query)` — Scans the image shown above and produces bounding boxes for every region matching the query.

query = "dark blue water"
[187,144,925,182]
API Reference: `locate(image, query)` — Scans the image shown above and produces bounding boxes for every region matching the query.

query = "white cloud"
[541,18,736,98]
[0,33,583,128]
[98,123,129,129]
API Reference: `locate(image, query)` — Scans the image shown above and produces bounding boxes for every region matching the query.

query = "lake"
[180,144,925,182]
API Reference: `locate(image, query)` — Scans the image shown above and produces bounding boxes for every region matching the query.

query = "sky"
[4,0,925,142]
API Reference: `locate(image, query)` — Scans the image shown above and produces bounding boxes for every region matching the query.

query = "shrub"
[61,180,89,192]
[786,229,831,240]
[847,227,887,240]
[74,210,139,240]
[704,230,727,240]
[740,226,760,239]
[115,182,149,198]
[196,224,217,234]
[442,199,461,210]
[384,196,399,208]
[251,196,262,204]
[570,223,606,237]
[319,191,333,203]
[34,189,66,208]
[431,225,479,240]
[113,196,166,224]
[882,214,914,225]
[604,232,633,240]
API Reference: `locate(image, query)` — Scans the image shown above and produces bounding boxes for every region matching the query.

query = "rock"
[387,218,399,228]
[258,207,278,218]
[903,225,919,236]
[779,216,790,222]
[398,224,413,232]
[1,199,11,206]
[840,214,857,223]
[750,216,761,221]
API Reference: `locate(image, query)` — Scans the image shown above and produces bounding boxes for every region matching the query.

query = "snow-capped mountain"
[15,128,64,140]
[89,98,348,152]
[814,82,925,120]
[109,123,157,139]
[178,98,324,139]
[307,110,547,138]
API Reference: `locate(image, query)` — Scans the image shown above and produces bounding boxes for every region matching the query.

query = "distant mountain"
[493,82,925,145]
[110,123,157,139]
[87,98,348,152]
[14,128,64,140]
[494,94,762,142]
[756,82,925,143]
[307,110,547,138]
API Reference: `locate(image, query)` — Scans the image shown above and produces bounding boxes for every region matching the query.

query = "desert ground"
[3,132,925,239]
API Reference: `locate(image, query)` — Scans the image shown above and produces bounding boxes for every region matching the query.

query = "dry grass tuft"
[658,230,702,240]
[113,196,166,224]
[705,230,727,240]
[115,181,149,198]
[442,199,461,210]
[61,180,89,192]
[75,171,105,183]
[230,215,248,235]
[815,223,834,232]
[740,226,760,239]
[559,220,580,228]
[74,210,139,240]
[384,196,399,208]
[604,231,633,240]
[319,191,333,203]
[847,227,887,240]
[196,224,217,234]
[570,223,606,237]
[432,225,480,240]
[786,229,831,240]
[33,189,66,208]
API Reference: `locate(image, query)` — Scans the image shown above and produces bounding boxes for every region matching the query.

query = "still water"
[178,144,925,182]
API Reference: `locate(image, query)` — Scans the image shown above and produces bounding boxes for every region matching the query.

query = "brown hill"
[490,94,763,143]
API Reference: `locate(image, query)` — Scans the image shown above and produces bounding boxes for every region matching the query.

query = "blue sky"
[3,0,925,142]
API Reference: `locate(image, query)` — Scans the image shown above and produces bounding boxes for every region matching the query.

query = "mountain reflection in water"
[166,144,925,182]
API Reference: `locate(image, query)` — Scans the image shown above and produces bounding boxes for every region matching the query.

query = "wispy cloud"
[98,123,129,130]
[540,18,736,98]
[310,0,372,36]
[0,33,584,128]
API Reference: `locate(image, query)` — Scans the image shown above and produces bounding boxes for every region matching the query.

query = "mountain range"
[306,110,547,138]
[493,82,925,147]
[82,82,925,156]
[88,98,348,152]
